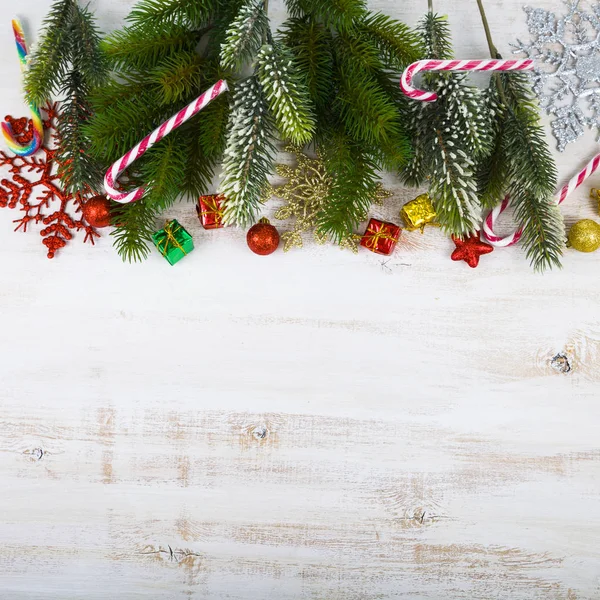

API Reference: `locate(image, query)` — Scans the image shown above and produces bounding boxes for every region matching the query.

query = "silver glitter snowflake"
[513,1,600,151]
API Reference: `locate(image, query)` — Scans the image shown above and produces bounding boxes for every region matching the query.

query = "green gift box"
[152,219,194,265]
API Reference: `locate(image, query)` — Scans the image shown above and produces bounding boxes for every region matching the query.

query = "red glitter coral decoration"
[0,104,100,258]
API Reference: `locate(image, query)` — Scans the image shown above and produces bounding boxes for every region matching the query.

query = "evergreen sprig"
[102,23,201,72]
[282,2,421,242]
[402,13,491,237]
[127,0,216,28]
[285,0,367,32]
[474,0,564,270]
[220,0,269,70]
[24,0,73,106]
[84,0,235,260]
[481,73,563,270]
[256,42,315,145]
[220,77,277,227]
[25,0,107,195]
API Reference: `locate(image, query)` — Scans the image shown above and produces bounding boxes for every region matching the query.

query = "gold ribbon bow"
[364,222,399,251]
[200,195,224,224]
[158,220,188,258]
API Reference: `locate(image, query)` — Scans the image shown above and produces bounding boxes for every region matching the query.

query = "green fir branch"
[421,12,453,60]
[24,0,73,105]
[280,18,334,110]
[285,0,367,31]
[220,76,277,227]
[85,77,174,162]
[498,74,562,270]
[220,0,269,70]
[56,71,104,194]
[150,51,204,105]
[102,24,201,72]
[317,135,379,241]
[111,200,159,263]
[358,12,423,69]
[127,0,216,28]
[256,42,315,144]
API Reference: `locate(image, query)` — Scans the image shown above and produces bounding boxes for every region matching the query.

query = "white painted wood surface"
[1,0,599,598]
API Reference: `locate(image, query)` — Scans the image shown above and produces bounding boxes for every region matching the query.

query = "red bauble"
[451,232,493,268]
[247,218,280,255]
[82,195,112,228]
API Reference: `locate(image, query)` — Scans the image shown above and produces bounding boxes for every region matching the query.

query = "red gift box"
[196,194,225,229]
[360,218,401,255]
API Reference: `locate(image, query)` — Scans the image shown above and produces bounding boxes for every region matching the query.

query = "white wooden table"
[1,1,599,598]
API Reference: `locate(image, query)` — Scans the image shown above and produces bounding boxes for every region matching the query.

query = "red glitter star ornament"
[451,232,494,268]
[0,104,100,258]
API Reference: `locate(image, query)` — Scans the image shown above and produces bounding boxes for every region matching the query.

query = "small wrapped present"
[196,194,225,229]
[360,218,401,255]
[400,193,437,232]
[152,219,194,265]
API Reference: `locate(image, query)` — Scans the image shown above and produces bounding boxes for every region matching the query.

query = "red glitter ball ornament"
[81,195,112,228]
[451,232,493,268]
[247,218,280,255]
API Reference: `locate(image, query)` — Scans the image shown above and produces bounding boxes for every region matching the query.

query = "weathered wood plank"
[0,0,599,598]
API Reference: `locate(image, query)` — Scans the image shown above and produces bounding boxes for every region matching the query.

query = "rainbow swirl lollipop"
[1,19,43,157]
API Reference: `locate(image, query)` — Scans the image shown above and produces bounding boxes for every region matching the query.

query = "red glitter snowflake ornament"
[0,104,100,258]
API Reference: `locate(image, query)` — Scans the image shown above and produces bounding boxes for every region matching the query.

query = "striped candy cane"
[483,152,600,247]
[400,59,534,102]
[104,79,229,204]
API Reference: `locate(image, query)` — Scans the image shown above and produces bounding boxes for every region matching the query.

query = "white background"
[1,0,599,598]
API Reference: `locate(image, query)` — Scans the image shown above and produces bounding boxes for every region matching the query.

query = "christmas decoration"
[247,218,280,255]
[360,219,401,256]
[568,220,600,253]
[484,152,600,247]
[196,194,225,229]
[271,147,392,251]
[24,0,107,194]
[400,57,534,102]
[513,1,600,151]
[1,20,43,157]
[282,5,421,244]
[79,0,420,261]
[104,80,229,204]
[220,76,277,228]
[81,195,112,228]
[0,106,99,258]
[85,0,234,262]
[401,13,493,238]
[152,219,194,265]
[400,194,437,232]
[475,0,563,271]
[451,232,494,268]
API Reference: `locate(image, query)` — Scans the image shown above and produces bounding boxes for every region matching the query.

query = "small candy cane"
[400,58,534,102]
[483,152,600,247]
[2,19,44,157]
[104,79,229,204]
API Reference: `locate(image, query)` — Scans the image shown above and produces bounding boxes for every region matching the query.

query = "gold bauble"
[568,219,600,253]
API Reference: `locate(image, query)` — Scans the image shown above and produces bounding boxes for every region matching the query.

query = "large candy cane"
[483,152,600,246]
[2,19,44,157]
[400,58,534,102]
[104,79,229,204]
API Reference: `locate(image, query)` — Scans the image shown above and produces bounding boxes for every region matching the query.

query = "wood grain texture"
[0,0,599,598]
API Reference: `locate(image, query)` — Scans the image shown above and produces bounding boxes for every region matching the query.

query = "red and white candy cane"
[483,152,600,247]
[400,59,534,102]
[104,79,229,204]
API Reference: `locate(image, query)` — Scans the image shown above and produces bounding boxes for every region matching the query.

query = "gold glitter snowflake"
[270,146,392,252]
